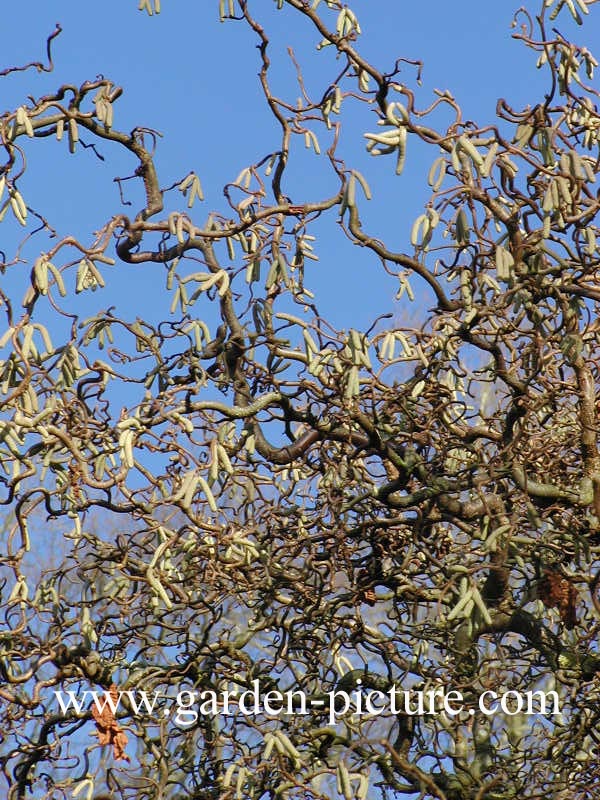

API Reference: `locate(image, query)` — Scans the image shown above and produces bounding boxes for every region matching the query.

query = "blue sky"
[2,0,586,337]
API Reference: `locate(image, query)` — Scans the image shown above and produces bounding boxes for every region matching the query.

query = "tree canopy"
[2,0,600,798]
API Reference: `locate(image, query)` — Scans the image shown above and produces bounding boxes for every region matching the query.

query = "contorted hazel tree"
[2,0,600,797]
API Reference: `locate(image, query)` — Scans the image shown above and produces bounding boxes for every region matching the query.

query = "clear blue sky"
[2,0,586,337]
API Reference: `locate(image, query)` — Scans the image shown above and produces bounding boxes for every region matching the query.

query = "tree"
[1,0,600,797]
